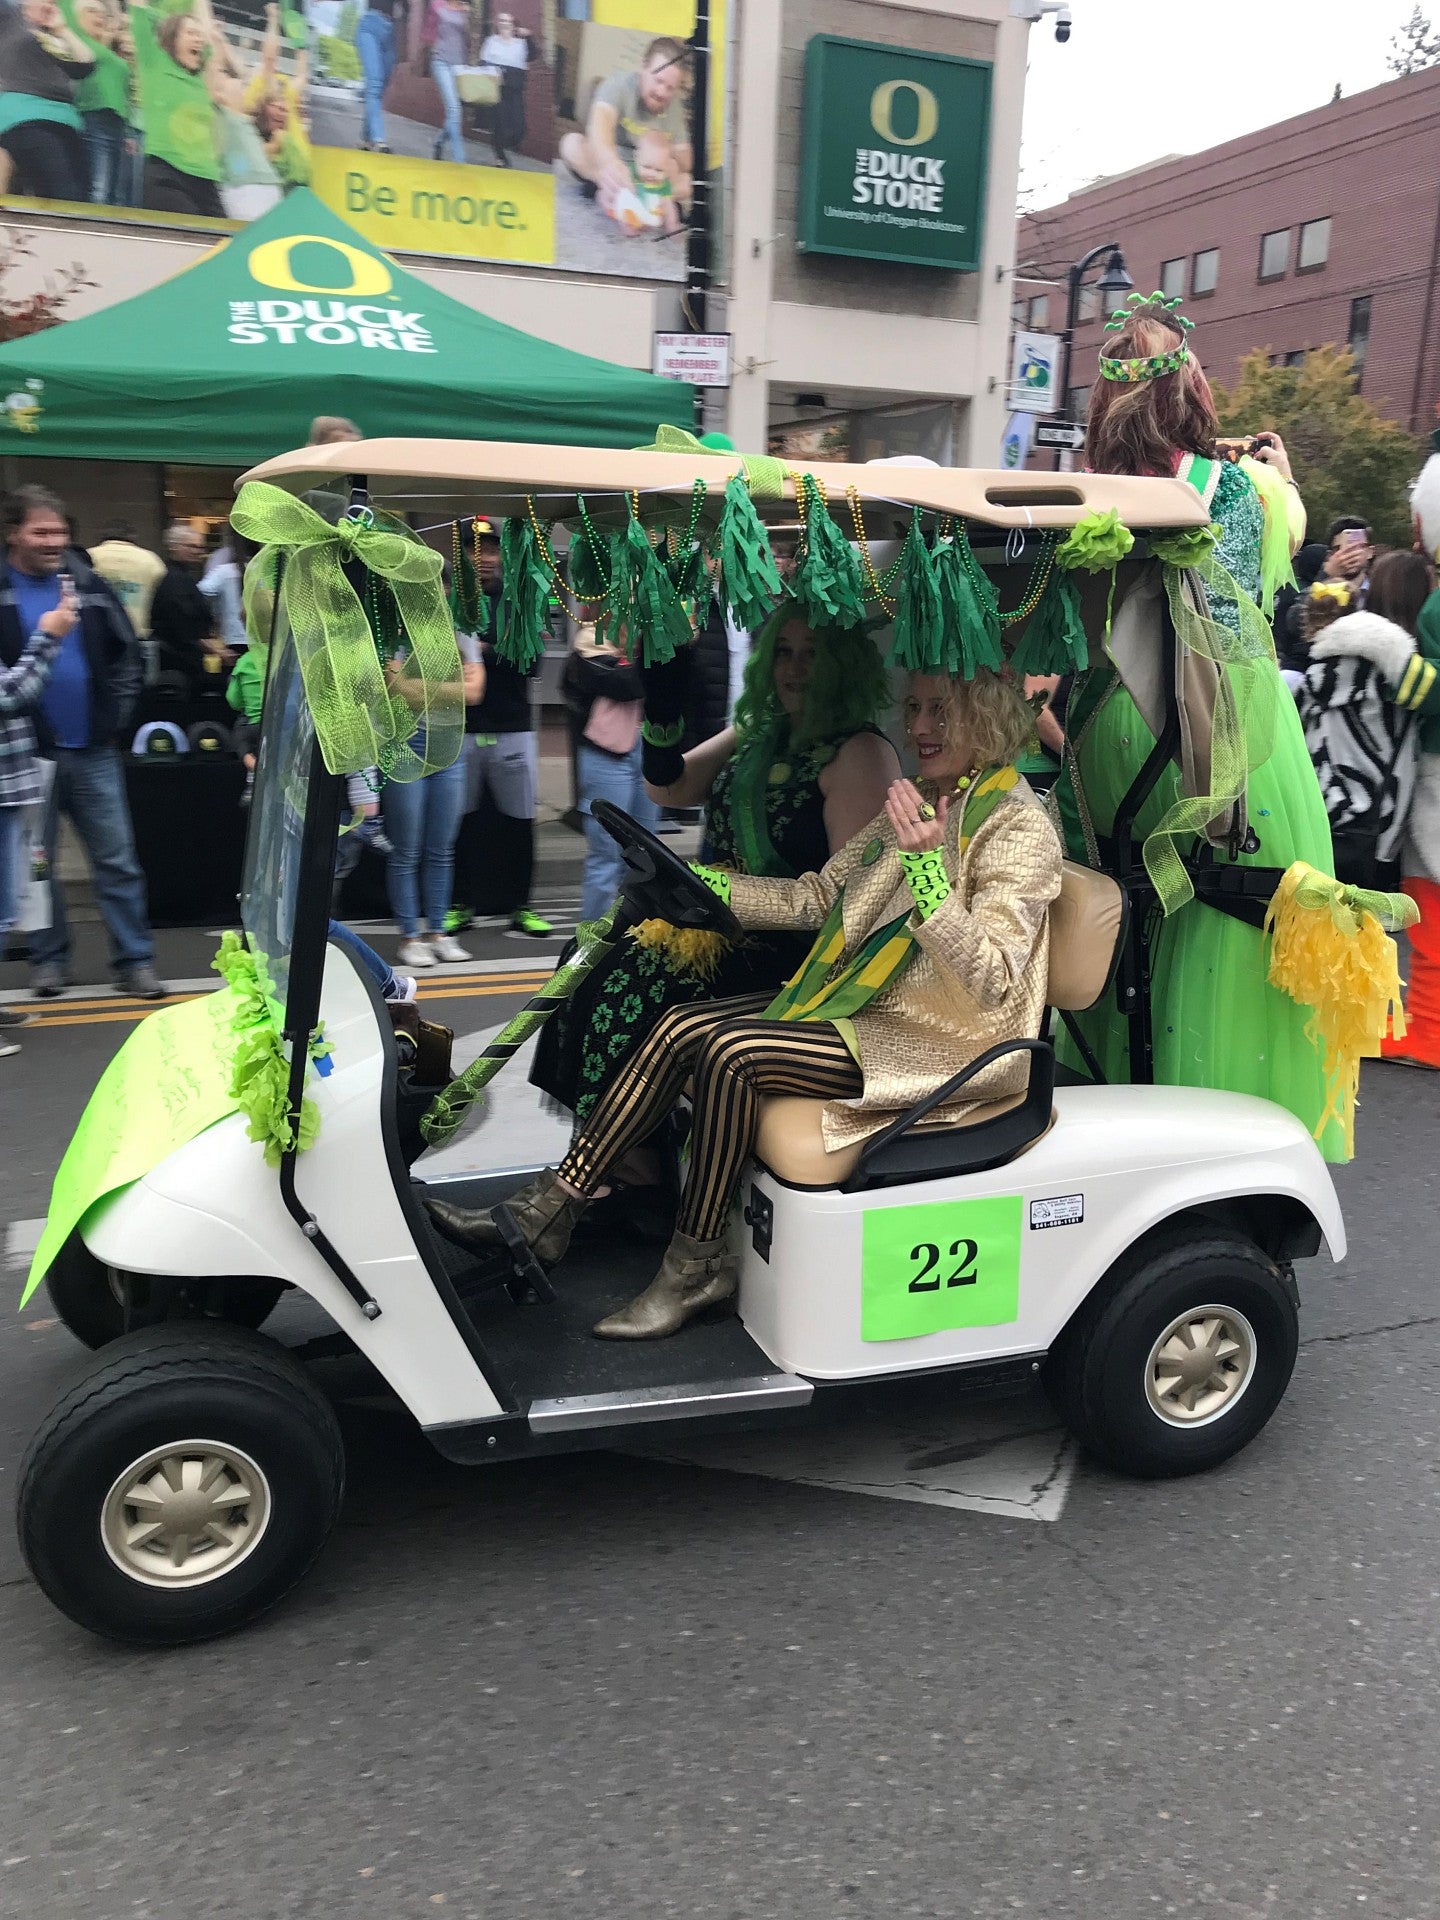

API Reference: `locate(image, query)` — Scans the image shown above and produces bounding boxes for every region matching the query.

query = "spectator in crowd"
[383,623,484,968]
[354,0,405,155]
[0,569,75,1055]
[308,414,362,445]
[456,521,552,936]
[0,484,163,999]
[89,521,166,658]
[200,530,254,653]
[1278,521,1373,684]
[150,521,230,690]
[563,623,657,925]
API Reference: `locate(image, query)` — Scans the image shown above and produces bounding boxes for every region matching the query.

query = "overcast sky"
[1019,0,1427,208]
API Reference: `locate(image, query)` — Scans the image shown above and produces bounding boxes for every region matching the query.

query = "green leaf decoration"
[1008,573,1089,677]
[1056,507,1135,574]
[1150,522,1220,569]
[717,472,783,631]
[934,533,1003,678]
[890,510,946,672]
[498,517,551,670]
[790,475,866,629]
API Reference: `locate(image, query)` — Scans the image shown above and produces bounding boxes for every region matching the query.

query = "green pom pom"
[890,510,945,673]
[498,518,551,671]
[1007,573,1089,678]
[790,475,866,630]
[1056,507,1135,574]
[1150,523,1220,569]
[934,533,1003,678]
[717,472,783,632]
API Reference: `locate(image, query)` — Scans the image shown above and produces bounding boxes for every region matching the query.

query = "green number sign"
[861,1194,1022,1342]
[797,35,993,272]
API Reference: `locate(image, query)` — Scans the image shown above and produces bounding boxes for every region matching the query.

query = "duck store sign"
[797,35,992,272]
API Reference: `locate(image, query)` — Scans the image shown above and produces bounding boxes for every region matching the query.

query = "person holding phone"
[1320,517,1374,593]
[0,485,162,1001]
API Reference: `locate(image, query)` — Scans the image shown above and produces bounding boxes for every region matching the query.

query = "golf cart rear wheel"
[1043,1231,1298,1478]
[18,1324,344,1646]
[45,1234,285,1349]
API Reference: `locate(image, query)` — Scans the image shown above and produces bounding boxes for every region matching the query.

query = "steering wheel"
[591,800,743,941]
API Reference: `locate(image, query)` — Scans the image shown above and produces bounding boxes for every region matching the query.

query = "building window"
[1159,257,1186,298]
[1067,385,1090,421]
[1297,217,1332,272]
[1259,229,1290,281]
[1282,350,1307,368]
[1349,295,1372,379]
[1011,295,1029,326]
[1191,248,1220,297]
[1077,282,1101,323]
[1028,294,1050,329]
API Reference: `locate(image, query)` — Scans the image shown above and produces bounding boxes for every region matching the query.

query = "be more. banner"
[797,34,992,272]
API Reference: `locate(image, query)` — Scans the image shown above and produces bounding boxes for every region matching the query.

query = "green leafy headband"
[1098,289,1195,384]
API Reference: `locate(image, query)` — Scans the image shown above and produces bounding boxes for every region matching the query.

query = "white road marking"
[626,1389,1077,1523]
[5,1217,43,1272]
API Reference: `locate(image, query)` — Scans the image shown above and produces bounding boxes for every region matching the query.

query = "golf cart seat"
[754,861,1128,1191]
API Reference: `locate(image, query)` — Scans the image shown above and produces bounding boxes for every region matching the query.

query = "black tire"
[18,1325,345,1646]
[45,1235,285,1350]
[1042,1231,1299,1478]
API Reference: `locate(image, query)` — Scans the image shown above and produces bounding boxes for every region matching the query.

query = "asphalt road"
[1,952,1438,1919]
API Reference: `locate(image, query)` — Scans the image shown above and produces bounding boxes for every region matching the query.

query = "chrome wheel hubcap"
[1145,1305,1257,1428]
[101,1441,271,1587]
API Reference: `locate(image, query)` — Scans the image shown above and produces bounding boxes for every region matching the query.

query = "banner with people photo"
[0,0,724,280]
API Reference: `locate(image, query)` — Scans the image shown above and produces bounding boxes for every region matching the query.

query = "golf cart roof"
[239,438,1210,535]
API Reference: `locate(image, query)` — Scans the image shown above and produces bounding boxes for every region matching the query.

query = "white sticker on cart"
[1029,1193,1084,1230]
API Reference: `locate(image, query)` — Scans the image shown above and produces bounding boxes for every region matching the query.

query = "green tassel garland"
[717,472,783,631]
[934,534,1003,678]
[567,497,612,604]
[497,517,551,670]
[605,509,693,666]
[1007,572,1088,678]
[790,475,866,630]
[890,510,946,672]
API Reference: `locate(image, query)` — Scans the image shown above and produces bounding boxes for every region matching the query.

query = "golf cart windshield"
[239,619,312,1009]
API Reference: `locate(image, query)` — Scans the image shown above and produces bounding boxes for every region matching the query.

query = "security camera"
[1009,0,1074,41]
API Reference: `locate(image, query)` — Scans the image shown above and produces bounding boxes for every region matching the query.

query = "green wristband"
[897,846,951,921]
[692,863,731,904]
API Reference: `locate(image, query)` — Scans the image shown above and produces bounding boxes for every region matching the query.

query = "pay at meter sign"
[860,1194,1023,1342]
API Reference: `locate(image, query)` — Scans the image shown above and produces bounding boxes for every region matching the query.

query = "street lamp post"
[1054,242,1132,469]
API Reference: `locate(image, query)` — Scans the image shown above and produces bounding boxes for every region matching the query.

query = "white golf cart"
[16,443,1344,1646]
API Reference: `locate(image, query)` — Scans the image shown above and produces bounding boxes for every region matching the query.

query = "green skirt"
[1057,667,1345,1161]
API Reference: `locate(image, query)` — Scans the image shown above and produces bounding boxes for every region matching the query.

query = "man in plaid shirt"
[0,486,163,1001]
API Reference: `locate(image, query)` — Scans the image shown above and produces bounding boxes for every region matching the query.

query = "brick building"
[1015,66,1440,435]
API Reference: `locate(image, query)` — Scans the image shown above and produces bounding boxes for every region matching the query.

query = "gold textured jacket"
[728,777,1063,1151]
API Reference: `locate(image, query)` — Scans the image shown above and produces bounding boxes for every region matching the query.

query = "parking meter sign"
[861,1194,1023,1341]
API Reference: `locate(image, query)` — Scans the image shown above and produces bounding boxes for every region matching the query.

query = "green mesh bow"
[231,481,463,782]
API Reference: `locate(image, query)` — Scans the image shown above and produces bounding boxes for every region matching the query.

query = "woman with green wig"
[531,600,899,1161]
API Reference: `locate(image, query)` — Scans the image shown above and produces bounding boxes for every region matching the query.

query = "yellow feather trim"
[1265,861,1419,1159]
[630,919,733,982]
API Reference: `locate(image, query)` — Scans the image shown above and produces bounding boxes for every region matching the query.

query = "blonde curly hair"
[907,667,1037,770]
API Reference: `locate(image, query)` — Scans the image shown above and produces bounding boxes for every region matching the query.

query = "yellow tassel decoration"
[1264,860,1420,1158]
[630,918,732,983]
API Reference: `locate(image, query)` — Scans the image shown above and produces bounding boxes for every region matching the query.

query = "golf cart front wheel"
[18,1324,344,1646]
[1043,1232,1299,1478]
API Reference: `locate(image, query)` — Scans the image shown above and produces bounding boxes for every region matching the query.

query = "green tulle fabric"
[212,931,329,1168]
[1137,556,1282,913]
[1056,508,1134,575]
[231,482,462,782]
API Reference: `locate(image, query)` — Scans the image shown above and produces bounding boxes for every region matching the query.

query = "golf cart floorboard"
[416,1188,776,1407]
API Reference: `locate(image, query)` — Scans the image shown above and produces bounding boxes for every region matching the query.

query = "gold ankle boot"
[425,1168,586,1267]
[592,1230,737,1340]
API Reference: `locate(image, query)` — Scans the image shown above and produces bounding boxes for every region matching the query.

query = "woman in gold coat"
[428,667,1063,1339]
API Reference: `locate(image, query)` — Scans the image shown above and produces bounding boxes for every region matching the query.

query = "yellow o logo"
[869,78,939,147]
[247,235,392,298]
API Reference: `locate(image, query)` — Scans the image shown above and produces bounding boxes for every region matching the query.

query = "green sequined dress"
[1056,458,1343,1158]
[532,730,864,1122]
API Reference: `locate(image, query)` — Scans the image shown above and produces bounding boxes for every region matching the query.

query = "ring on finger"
[917,801,936,822]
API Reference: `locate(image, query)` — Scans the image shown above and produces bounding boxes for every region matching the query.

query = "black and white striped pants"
[559,993,863,1241]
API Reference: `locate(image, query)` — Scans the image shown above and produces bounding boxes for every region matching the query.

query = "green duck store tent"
[0,191,693,465]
